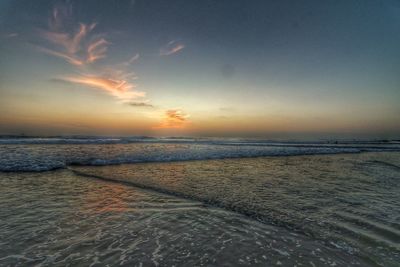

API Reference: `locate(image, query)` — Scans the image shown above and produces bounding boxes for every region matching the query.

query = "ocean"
[0,138,399,266]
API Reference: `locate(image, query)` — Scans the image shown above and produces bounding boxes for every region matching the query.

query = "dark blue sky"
[1,0,400,138]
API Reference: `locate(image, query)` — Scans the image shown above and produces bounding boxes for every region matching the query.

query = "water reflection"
[82,182,131,214]
[74,152,400,266]
[0,169,371,266]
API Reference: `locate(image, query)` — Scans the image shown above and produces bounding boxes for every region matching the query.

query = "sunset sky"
[1,0,400,139]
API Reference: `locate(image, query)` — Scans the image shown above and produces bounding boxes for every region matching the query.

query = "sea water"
[0,138,399,266]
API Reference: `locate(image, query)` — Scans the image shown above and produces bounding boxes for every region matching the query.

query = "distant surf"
[1,137,400,172]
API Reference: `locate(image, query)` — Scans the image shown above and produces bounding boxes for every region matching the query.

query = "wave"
[0,137,124,145]
[1,141,399,172]
[1,136,399,146]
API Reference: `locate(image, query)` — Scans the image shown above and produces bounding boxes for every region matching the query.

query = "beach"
[0,139,399,266]
[2,1,400,265]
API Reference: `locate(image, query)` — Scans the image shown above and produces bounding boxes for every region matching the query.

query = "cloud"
[48,5,73,32]
[37,3,146,104]
[128,102,154,108]
[41,23,89,54]
[160,41,185,56]
[58,74,145,102]
[166,110,187,121]
[38,46,85,66]
[39,22,107,66]
[155,109,190,128]
[87,38,109,63]
[3,33,18,39]
[125,53,140,65]
[39,5,106,66]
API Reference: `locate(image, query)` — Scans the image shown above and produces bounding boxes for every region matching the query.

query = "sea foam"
[0,138,399,172]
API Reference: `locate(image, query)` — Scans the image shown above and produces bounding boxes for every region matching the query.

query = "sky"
[1,0,400,139]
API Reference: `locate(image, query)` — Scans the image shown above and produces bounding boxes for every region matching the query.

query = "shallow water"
[0,170,367,267]
[72,152,400,266]
[0,140,399,266]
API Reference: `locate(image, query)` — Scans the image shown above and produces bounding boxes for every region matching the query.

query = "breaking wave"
[0,138,399,172]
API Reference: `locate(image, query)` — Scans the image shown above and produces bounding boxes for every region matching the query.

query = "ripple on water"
[0,170,371,266]
[72,152,400,266]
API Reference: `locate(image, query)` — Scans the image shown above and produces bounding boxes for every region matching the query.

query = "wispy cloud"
[128,102,154,108]
[41,23,91,54]
[38,46,85,66]
[39,22,107,66]
[3,33,18,39]
[38,3,146,104]
[58,74,145,102]
[160,40,185,56]
[124,53,140,65]
[87,38,109,63]
[155,109,190,128]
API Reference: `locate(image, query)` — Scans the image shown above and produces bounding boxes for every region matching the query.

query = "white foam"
[1,139,399,172]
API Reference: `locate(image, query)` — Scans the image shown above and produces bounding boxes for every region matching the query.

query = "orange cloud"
[37,3,149,105]
[41,23,95,54]
[160,41,185,56]
[60,74,145,101]
[155,109,190,129]
[87,38,109,63]
[40,19,106,66]
[38,46,84,66]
